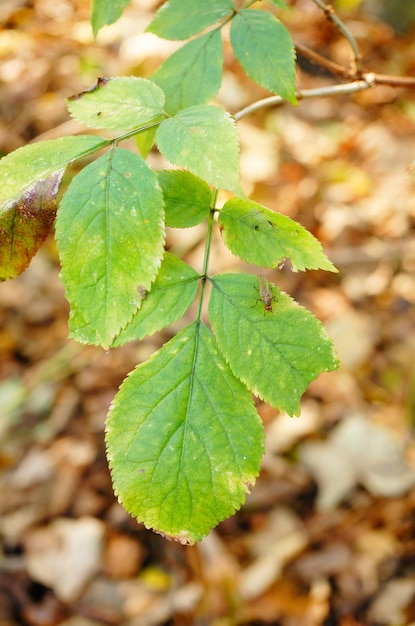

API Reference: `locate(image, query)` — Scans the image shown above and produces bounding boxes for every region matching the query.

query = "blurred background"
[0,1,415,624]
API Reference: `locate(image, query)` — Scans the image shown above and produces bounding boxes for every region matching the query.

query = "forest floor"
[1,1,415,625]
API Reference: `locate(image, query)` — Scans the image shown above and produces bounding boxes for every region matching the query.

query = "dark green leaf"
[67,77,165,131]
[111,252,199,346]
[219,198,337,272]
[147,0,233,40]
[209,273,339,416]
[56,147,165,348]
[152,30,223,115]
[106,320,264,544]
[156,105,242,195]
[230,9,296,104]
[158,170,211,228]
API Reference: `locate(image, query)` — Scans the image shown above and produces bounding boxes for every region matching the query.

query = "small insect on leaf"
[256,274,276,313]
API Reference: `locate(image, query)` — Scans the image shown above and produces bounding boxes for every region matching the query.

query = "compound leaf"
[111,252,200,347]
[67,77,166,131]
[56,147,165,348]
[0,136,105,281]
[91,0,132,37]
[147,0,234,40]
[106,320,264,544]
[152,30,223,115]
[158,170,211,228]
[219,198,337,272]
[230,9,296,104]
[156,105,242,195]
[208,273,339,416]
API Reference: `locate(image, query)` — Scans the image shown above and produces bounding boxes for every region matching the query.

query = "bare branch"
[234,80,372,121]
[311,0,363,74]
[295,42,354,80]
[295,43,415,88]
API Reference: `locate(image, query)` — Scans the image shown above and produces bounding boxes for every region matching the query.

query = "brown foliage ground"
[1,1,415,625]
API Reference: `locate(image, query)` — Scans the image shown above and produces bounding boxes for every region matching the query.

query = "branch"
[311,0,363,74]
[295,43,415,87]
[295,42,354,80]
[234,80,373,121]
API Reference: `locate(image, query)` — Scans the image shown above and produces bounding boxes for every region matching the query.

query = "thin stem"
[234,79,373,120]
[201,189,219,279]
[116,119,164,142]
[311,0,363,74]
[197,189,219,320]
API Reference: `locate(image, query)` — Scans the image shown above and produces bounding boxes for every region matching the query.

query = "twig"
[295,43,415,87]
[311,0,363,74]
[295,42,354,79]
[370,74,415,88]
[234,80,373,121]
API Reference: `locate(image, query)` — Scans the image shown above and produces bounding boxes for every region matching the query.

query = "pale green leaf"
[208,273,339,416]
[230,9,297,104]
[106,321,264,544]
[219,198,337,272]
[111,252,200,347]
[147,0,233,40]
[91,0,132,37]
[158,170,211,228]
[56,147,165,348]
[152,30,223,115]
[67,77,165,131]
[156,105,242,195]
[0,136,105,206]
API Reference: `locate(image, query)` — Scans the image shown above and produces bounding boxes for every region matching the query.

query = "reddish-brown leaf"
[0,172,63,281]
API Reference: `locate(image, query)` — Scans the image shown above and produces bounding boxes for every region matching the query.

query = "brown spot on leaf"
[0,171,63,281]
[67,77,111,101]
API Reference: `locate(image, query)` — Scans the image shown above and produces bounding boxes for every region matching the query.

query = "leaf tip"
[153,528,197,546]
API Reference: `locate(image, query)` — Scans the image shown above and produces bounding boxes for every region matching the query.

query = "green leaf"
[230,9,297,104]
[156,105,242,195]
[0,136,105,206]
[0,136,105,281]
[56,147,165,348]
[152,30,223,115]
[219,198,337,272]
[147,0,234,40]
[208,273,339,416]
[158,170,211,228]
[67,77,165,131]
[91,0,132,38]
[111,252,200,347]
[106,320,264,544]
